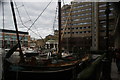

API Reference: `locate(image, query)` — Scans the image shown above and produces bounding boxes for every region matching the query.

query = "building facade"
[45,40,58,50]
[61,2,115,51]
[0,29,30,48]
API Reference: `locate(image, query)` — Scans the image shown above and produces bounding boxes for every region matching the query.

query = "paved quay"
[111,61,120,80]
[0,54,2,80]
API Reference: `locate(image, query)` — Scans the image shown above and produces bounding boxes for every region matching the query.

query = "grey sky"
[1,0,118,39]
[0,0,72,39]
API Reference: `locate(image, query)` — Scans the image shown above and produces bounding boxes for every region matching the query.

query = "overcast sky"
[0,0,73,39]
[1,0,119,39]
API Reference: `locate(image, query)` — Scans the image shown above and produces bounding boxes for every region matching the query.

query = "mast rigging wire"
[14,0,53,41]
[21,2,44,41]
[14,2,44,42]
[28,0,53,31]
[52,6,58,34]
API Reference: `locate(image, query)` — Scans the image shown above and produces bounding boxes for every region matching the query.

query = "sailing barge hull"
[2,59,77,80]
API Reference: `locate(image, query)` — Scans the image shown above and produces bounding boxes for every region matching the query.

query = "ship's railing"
[77,53,106,80]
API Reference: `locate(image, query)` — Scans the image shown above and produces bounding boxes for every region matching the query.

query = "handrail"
[77,53,106,80]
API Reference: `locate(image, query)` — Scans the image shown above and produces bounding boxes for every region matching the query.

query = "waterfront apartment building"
[61,2,115,51]
[0,29,30,48]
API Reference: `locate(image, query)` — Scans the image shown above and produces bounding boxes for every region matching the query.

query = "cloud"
[0,0,73,39]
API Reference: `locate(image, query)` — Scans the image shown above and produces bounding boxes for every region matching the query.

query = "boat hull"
[2,59,77,80]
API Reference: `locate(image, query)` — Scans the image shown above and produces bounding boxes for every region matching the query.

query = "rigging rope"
[14,2,44,42]
[21,2,44,41]
[52,6,58,34]
[14,0,53,42]
[61,3,73,41]
[28,0,53,31]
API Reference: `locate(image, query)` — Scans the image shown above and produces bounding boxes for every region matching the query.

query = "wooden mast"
[2,2,5,48]
[10,0,25,63]
[58,0,62,57]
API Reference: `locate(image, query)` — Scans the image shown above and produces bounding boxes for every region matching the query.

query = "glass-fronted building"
[0,29,30,48]
[61,2,115,51]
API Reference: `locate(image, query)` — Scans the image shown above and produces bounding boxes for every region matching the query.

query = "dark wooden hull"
[4,68,74,80]
[2,59,79,80]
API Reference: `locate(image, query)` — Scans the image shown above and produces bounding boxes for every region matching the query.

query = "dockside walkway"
[111,61,120,80]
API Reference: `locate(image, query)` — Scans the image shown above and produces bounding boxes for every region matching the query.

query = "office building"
[61,2,115,51]
[0,29,30,48]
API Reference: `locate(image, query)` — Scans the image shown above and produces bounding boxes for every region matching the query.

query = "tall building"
[0,29,30,48]
[61,2,115,51]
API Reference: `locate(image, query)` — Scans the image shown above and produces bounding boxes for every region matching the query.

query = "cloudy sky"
[0,0,73,39]
[1,0,118,39]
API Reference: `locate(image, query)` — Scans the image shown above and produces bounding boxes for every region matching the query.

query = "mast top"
[58,0,61,2]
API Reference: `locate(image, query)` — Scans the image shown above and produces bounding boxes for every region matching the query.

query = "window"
[99,10,105,12]
[84,31,86,33]
[102,25,106,28]
[79,27,82,29]
[88,26,90,28]
[76,27,78,29]
[79,31,82,33]
[72,32,74,34]
[68,32,70,34]
[109,13,113,16]
[99,4,106,7]
[76,32,79,34]
[99,15,106,17]
[100,20,106,24]
[72,27,74,30]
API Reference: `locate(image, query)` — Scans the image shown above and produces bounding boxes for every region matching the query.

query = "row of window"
[99,8,113,12]
[62,10,113,19]
[73,17,91,21]
[72,22,91,25]
[61,26,91,30]
[72,3,91,9]
[72,13,92,17]
[62,8,91,15]
[62,17,91,22]
[1,35,28,41]
[99,13,113,17]
[101,25,114,28]
[62,22,91,26]
[72,8,92,13]
[64,31,91,34]
[99,4,106,7]
[99,3,112,8]
[0,40,28,48]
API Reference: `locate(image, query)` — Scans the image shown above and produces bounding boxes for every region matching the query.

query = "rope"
[28,0,53,31]
[61,3,73,41]
[21,2,44,42]
[52,6,58,34]
[14,2,44,43]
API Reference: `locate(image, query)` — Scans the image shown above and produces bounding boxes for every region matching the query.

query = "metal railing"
[77,53,106,80]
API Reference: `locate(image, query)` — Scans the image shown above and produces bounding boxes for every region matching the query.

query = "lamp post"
[101,2,112,80]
